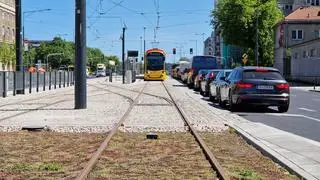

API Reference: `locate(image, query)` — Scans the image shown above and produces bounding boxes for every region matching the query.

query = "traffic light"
[173,48,176,55]
[190,48,193,54]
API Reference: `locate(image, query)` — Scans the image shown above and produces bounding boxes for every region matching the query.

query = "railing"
[0,71,74,98]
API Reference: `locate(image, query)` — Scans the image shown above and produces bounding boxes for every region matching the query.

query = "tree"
[212,0,283,66]
[23,47,36,67]
[104,55,120,67]
[0,43,15,70]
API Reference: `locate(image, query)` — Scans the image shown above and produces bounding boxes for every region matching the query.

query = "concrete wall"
[291,39,320,83]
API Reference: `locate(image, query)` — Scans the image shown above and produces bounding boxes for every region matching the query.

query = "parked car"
[219,66,290,112]
[181,68,190,83]
[209,69,232,101]
[187,56,218,88]
[194,69,211,91]
[172,66,180,79]
[200,69,223,96]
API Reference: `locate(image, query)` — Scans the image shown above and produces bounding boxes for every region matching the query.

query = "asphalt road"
[231,88,320,142]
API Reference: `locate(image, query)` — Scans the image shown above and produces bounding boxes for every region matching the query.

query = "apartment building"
[0,0,15,43]
[274,7,320,83]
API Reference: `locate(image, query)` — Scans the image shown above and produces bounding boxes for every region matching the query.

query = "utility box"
[126,70,132,84]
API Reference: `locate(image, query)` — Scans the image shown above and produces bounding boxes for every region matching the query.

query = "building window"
[310,49,315,57]
[303,51,307,58]
[294,52,299,59]
[292,30,303,40]
[315,30,320,38]
[209,52,212,55]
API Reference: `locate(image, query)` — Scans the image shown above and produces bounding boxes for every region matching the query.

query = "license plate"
[257,85,274,90]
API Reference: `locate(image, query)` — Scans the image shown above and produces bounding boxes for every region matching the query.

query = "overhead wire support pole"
[15,0,23,94]
[75,0,87,109]
[122,27,126,84]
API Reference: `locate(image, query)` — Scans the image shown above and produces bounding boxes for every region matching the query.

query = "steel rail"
[161,81,229,180]
[76,82,148,180]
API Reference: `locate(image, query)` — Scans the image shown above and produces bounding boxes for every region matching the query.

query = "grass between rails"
[90,132,216,179]
[0,130,299,179]
[0,131,105,179]
[201,130,299,180]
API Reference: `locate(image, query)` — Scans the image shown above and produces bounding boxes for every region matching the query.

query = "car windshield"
[147,53,165,70]
[243,70,284,80]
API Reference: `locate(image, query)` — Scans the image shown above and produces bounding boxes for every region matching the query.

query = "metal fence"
[0,71,74,98]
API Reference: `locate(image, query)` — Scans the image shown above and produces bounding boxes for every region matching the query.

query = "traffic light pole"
[74,0,87,109]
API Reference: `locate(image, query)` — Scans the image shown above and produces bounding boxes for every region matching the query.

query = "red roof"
[285,7,320,21]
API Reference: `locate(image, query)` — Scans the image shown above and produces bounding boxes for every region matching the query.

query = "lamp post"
[23,8,52,42]
[46,53,64,70]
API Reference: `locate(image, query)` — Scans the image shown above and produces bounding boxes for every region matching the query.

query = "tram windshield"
[146,53,165,71]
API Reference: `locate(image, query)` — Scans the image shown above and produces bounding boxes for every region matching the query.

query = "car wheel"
[228,93,238,112]
[278,105,289,113]
[199,88,204,95]
[209,91,214,101]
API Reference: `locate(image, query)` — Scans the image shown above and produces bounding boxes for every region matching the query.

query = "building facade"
[204,33,214,56]
[278,0,320,15]
[0,0,15,43]
[274,7,320,83]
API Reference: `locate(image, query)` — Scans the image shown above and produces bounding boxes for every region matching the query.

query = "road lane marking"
[298,107,316,112]
[265,113,320,123]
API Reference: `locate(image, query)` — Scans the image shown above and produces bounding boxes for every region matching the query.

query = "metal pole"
[255,11,259,66]
[15,0,23,94]
[122,27,125,84]
[75,0,87,109]
[3,72,7,98]
[29,72,32,93]
[143,27,146,57]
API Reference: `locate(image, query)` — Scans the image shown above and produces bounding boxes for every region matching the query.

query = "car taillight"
[236,82,254,88]
[275,83,289,89]
[209,72,215,80]
[255,68,269,72]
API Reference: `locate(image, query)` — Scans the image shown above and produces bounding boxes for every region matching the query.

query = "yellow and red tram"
[144,48,167,81]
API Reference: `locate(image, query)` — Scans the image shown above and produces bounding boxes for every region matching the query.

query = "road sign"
[242,53,248,65]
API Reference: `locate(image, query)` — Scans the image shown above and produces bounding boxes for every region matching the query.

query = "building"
[278,0,320,15]
[0,0,15,43]
[274,7,320,83]
[204,32,214,56]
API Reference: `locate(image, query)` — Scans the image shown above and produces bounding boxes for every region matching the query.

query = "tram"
[144,48,167,81]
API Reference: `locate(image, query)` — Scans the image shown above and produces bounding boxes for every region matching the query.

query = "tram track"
[76,81,229,179]
[76,82,148,180]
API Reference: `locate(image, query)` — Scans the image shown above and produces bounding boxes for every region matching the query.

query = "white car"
[96,70,106,77]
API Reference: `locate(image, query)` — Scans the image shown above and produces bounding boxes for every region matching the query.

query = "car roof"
[235,66,279,72]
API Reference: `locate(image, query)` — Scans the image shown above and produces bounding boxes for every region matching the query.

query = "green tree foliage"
[212,0,283,66]
[35,37,74,69]
[87,48,105,71]
[105,55,120,67]
[0,43,15,69]
[23,47,36,67]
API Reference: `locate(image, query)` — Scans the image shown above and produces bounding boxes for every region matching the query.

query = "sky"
[22,0,215,63]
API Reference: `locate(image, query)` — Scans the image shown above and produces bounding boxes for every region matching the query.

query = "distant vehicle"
[67,65,74,71]
[170,64,179,76]
[144,48,166,81]
[209,69,232,101]
[200,69,223,96]
[187,56,218,88]
[172,66,180,79]
[193,69,212,90]
[219,66,290,112]
[58,65,67,71]
[96,63,106,77]
[178,61,191,82]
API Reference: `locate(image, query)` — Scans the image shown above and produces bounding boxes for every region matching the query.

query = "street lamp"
[23,8,52,42]
[46,53,64,70]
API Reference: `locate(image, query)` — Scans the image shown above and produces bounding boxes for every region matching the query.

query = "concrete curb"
[227,123,318,180]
